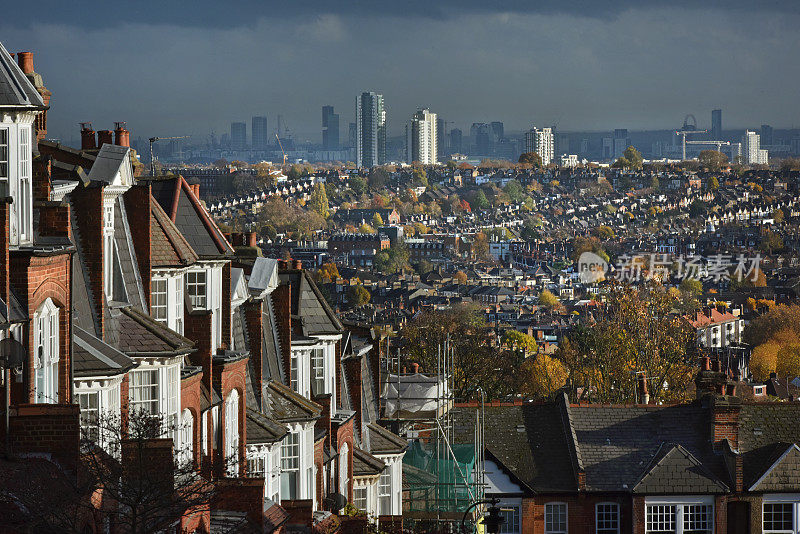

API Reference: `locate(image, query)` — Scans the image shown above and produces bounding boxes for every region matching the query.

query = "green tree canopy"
[698,150,729,172]
[518,152,543,167]
[308,183,330,218]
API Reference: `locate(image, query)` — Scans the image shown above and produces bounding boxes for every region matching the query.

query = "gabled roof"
[113,306,195,357]
[633,443,729,494]
[150,196,199,268]
[280,270,343,337]
[246,408,288,445]
[72,325,137,378]
[366,423,408,455]
[149,176,233,259]
[353,447,385,477]
[86,144,133,187]
[263,380,322,423]
[0,42,46,109]
[748,443,800,492]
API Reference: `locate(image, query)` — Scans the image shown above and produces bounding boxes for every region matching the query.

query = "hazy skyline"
[3,1,800,143]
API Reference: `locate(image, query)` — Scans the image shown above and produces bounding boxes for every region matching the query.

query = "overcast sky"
[3,1,800,143]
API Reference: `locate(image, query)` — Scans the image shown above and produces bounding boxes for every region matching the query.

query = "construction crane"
[275,133,287,166]
[149,135,190,176]
[686,139,730,153]
[675,129,707,160]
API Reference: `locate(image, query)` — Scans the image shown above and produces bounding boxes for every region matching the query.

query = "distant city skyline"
[4,2,800,143]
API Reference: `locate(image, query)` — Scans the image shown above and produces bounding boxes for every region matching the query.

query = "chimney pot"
[80,123,97,150]
[16,52,34,75]
[411,362,420,374]
[114,121,130,147]
[247,232,257,248]
[293,259,303,270]
[701,356,711,371]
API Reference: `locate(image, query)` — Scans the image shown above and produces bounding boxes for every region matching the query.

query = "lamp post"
[1,337,25,459]
[461,498,505,534]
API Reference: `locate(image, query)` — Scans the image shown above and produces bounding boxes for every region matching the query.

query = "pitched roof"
[112,306,194,357]
[353,447,385,477]
[739,403,800,487]
[0,43,46,109]
[632,443,729,494]
[72,325,137,378]
[367,423,408,455]
[263,380,322,423]
[280,270,343,337]
[149,176,233,259]
[748,443,800,492]
[150,196,199,268]
[246,408,288,445]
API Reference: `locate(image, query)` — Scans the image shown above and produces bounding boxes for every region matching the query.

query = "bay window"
[353,487,367,511]
[103,203,114,299]
[128,362,181,445]
[763,497,800,534]
[597,503,620,534]
[311,348,325,394]
[130,369,159,414]
[544,502,567,534]
[645,499,713,534]
[77,391,99,441]
[281,431,300,499]
[186,270,207,309]
[18,126,31,243]
[178,408,194,468]
[33,298,59,404]
[248,454,266,477]
[378,467,391,515]
[174,277,184,334]
[151,278,168,324]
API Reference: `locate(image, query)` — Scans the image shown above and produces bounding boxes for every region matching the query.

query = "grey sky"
[3,2,799,143]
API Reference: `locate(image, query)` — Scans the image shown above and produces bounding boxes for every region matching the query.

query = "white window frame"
[596,502,620,534]
[339,442,349,499]
[179,408,194,468]
[378,466,392,515]
[129,368,159,415]
[498,505,521,534]
[174,275,184,334]
[151,278,168,325]
[77,390,100,441]
[544,502,567,534]
[0,128,8,181]
[645,496,714,534]
[103,203,115,299]
[290,351,299,393]
[128,361,181,444]
[353,486,368,511]
[33,298,59,404]
[281,431,300,499]
[225,389,240,476]
[18,125,31,244]
[763,494,800,534]
[186,270,208,310]
[311,347,325,394]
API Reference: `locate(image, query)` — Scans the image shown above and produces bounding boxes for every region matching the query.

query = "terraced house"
[0,42,405,534]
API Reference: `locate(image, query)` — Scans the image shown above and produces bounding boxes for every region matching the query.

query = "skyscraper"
[470,123,491,155]
[322,105,340,150]
[436,117,447,160]
[231,122,246,150]
[251,116,268,150]
[348,122,357,149]
[524,127,555,165]
[406,108,437,164]
[450,129,463,154]
[356,92,386,168]
[760,124,774,146]
[742,131,769,165]
[490,121,504,142]
[711,109,722,140]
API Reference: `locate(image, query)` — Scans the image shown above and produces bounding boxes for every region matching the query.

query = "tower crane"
[275,133,287,166]
[686,140,730,153]
[149,135,190,176]
[675,129,706,161]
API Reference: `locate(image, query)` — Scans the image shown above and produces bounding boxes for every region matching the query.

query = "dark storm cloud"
[2,2,799,143]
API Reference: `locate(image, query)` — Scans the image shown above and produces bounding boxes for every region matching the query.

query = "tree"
[698,150,729,172]
[773,209,785,224]
[349,176,367,196]
[518,152,542,168]
[743,305,800,347]
[777,344,800,380]
[412,165,428,187]
[650,176,660,190]
[751,342,780,381]
[557,282,695,404]
[503,180,524,203]
[401,305,516,400]
[348,284,371,307]
[309,183,330,218]
[472,190,490,209]
[14,411,222,534]
[679,278,703,298]
[315,262,341,283]
[538,289,560,309]
[623,146,643,169]
[502,330,538,356]
[518,354,568,400]
[472,231,489,260]
[359,223,376,234]
[368,167,390,189]
[372,212,384,227]
[612,157,631,169]
[373,244,411,273]
[257,197,326,239]
[708,176,720,191]
[454,270,468,285]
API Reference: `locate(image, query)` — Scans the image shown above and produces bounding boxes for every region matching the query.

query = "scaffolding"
[381,338,486,532]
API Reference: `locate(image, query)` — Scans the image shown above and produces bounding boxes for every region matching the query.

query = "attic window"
[0,129,7,179]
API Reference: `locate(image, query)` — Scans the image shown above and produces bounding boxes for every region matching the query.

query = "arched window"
[224,390,239,476]
[339,442,349,499]
[33,298,59,403]
[179,408,194,468]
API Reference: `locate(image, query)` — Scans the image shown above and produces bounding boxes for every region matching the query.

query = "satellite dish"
[0,338,25,369]
[323,492,347,511]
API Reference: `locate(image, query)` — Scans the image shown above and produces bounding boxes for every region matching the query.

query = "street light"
[1,337,25,459]
[461,498,505,534]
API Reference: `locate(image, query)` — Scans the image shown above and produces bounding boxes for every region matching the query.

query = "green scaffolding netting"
[403,439,476,514]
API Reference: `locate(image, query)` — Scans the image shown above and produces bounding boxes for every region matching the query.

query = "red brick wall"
[70,184,105,338]
[213,478,268,528]
[243,299,263,406]
[32,156,52,202]
[712,398,741,449]
[314,436,325,509]
[38,202,71,239]
[6,404,80,470]
[10,252,71,404]
[185,310,212,391]
[524,494,632,534]
[123,185,152,308]
[216,357,248,477]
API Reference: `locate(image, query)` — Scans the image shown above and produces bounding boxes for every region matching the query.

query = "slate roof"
[366,423,408,455]
[280,270,342,337]
[353,447,385,477]
[0,43,46,109]
[632,443,729,494]
[246,408,288,445]
[150,196,199,268]
[72,325,137,378]
[748,444,800,492]
[739,403,800,488]
[113,306,194,357]
[263,380,322,423]
[150,176,233,259]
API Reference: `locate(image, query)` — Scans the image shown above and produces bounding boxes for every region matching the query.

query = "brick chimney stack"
[114,122,130,147]
[16,52,34,74]
[80,123,97,150]
[98,130,113,147]
[17,51,52,140]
